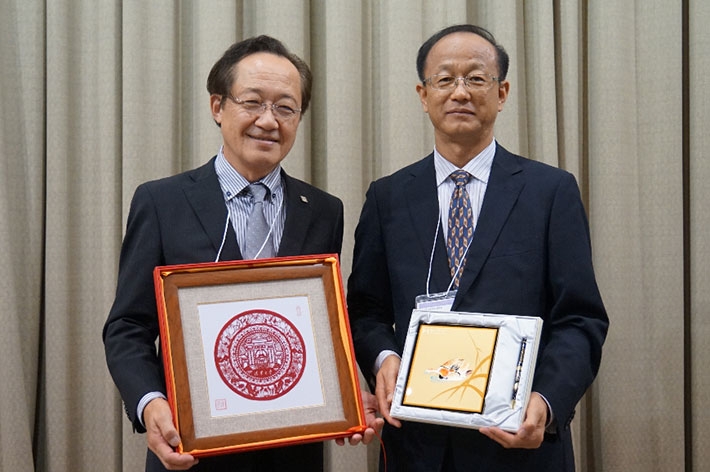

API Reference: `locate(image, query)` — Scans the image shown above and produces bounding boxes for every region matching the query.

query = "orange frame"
[154,254,365,457]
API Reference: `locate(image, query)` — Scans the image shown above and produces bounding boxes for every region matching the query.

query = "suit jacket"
[347,145,608,472]
[103,157,343,471]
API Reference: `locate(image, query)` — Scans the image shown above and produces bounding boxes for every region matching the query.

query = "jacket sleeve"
[532,172,608,433]
[347,181,400,383]
[103,183,167,433]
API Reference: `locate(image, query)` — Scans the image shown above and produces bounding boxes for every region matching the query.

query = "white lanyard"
[215,194,284,262]
[424,208,474,297]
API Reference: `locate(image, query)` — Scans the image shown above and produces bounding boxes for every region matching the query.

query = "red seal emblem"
[214,309,306,401]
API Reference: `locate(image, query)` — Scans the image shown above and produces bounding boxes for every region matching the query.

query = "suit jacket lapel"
[405,155,452,293]
[454,147,524,305]
[277,172,312,256]
[182,158,242,261]
[181,165,311,261]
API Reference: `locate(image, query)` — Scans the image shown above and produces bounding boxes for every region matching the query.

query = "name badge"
[415,290,457,311]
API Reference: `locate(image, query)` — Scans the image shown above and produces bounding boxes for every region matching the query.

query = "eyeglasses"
[423,73,500,92]
[226,95,302,121]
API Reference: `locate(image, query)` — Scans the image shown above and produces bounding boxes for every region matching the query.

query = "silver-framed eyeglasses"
[423,73,500,92]
[227,95,302,121]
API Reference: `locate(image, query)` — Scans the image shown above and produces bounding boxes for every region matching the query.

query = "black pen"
[510,337,527,409]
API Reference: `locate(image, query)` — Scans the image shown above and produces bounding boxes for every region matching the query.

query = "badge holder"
[415,290,457,311]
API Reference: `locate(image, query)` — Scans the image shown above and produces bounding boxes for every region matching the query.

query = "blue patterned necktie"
[244,183,275,259]
[446,170,473,288]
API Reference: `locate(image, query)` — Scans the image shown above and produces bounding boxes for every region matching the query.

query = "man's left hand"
[335,390,385,446]
[479,392,547,449]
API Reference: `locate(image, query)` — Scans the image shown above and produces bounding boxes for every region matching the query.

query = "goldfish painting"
[425,358,473,381]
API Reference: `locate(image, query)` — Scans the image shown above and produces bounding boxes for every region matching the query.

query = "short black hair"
[206,35,313,114]
[416,24,509,82]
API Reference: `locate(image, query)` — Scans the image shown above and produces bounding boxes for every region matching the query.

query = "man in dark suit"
[347,24,608,472]
[103,36,378,472]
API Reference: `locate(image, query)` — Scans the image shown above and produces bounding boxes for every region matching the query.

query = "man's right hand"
[143,398,199,470]
[375,354,402,428]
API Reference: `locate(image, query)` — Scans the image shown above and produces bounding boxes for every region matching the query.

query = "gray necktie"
[243,183,275,259]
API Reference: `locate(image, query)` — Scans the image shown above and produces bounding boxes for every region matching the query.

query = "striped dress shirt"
[214,148,287,256]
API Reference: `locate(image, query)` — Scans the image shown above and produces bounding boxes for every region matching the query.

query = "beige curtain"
[2,1,707,471]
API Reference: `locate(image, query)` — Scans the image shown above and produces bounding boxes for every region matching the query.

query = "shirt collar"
[434,139,496,187]
[215,147,283,201]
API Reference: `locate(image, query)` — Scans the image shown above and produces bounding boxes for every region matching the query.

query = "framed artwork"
[390,309,542,432]
[154,254,366,457]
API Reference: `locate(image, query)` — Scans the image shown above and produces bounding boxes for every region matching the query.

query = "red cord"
[374,429,387,472]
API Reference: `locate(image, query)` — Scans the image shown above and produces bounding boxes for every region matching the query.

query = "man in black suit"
[347,24,608,471]
[103,36,378,472]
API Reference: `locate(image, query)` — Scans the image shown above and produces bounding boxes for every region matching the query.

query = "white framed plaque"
[390,309,542,432]
[154,254,366,457]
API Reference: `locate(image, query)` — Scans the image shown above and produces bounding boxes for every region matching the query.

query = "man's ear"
[497,80,510,112]
[210,94,224,126]
[416,82,429,114]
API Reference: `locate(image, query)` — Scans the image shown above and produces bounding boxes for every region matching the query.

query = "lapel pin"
[300,195,308,203]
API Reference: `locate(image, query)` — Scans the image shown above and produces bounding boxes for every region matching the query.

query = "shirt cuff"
[534,391,557,433]
[373,350,401,375]
[136,391,167,428]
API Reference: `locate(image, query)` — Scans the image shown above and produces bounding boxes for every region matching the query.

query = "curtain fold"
[41,0,124,469]
[0,0,44,469]
[588,1,686,470]
[690,1,710,471]
[2,1,707,470]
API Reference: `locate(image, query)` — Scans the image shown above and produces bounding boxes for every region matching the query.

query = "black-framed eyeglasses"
[423,73,500,92]
[226,95,302,121]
